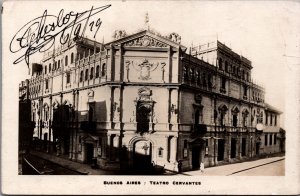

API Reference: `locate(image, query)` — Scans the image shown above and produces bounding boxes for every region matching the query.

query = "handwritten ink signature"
[9,4,111,66]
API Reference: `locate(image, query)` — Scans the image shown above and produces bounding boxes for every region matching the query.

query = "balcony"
[193,124,207,135]
[80,121,97,132]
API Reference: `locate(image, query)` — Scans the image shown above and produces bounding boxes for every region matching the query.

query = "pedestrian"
[200,162,204,173]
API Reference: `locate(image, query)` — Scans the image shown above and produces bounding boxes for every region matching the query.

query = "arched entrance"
[133,140,153,173]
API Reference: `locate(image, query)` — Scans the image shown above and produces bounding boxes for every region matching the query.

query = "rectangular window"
[274,134,277,145]
[275,115,277,126]
[66,73,70,84]
[183,140,188,158]
[269,134,272,145]
[45,79,48,90]
[265,134,268,146]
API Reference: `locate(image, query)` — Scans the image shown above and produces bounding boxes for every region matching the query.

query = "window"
[80,71,83,82]
[58,60,60,68]
[265,112,268,125]
[208,74,212,88]
[242,70,245,80]
[183,140,188,158]
[221,77,226,92]
[158,147,164,157]
[232,114,238,127]
[202,73,207,87]
[85,69,88,81]
[101,63,106,77]
[246,72,249,81]
[96,65,100,78]
[265,134,268,146]
[45,79,48,89]
[243,85,248,97]
[269,134,272,145]
[183,66,188,81]
[66,73,70,84]
[275,115,277,126]
[90,67,94,79]
[71,53,74,64]
[270,114,273,126]
[49,63,51,72]
[274,134,277,145]
[196,71,200,85]
[65,56,68,66]
[190,68,195,83]
[45,66,47,74]
[54,61,57,70]
[225,61,228,72]
[219,58,223,70]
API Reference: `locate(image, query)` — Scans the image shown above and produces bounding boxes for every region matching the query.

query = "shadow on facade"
[31,101,166,175]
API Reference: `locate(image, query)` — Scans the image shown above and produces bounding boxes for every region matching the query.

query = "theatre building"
[20,29,285,172]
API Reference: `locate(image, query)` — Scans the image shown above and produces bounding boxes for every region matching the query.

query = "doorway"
[133,140,152,173]
[231,138,236,158]
[192,145,201,169]
[86,143,94,164]
[217,139,225,161]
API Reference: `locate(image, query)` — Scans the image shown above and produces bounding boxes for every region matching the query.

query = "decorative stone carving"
[167,32,181,44]
[124,35,168,47]
[113,30,127,40]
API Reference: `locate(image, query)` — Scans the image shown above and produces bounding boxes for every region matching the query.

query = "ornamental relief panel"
[124,35,168,48]
[125,59,167,82]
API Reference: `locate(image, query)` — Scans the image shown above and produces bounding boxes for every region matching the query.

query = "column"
[170,136,178,162]
[113,135,120,161]
[107,134,111,161]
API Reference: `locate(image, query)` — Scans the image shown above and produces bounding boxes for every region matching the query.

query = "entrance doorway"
[231,138,236,158]
[192,145,201,169]
[133,140,152,173]
[241,138,246,157]
[256,142,260,155]
[86,143,94,164]
[217,139,225,161]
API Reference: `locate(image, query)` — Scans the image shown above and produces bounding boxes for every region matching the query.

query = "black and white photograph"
[1,0,300,195]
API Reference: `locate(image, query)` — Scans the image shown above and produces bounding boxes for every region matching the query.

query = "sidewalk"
[30,150,118,175]
[178,155,285,176]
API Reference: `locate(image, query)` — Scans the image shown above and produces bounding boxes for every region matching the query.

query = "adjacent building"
[19,29,285,172]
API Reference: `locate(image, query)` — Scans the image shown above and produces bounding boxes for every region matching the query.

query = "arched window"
[96,65,100,78]
[71,53,74,64]
[58,60,60,68]
[80,71,83,82]
[85,69,88,81]
[101,63,106,77]
[54,61,57,70]
[65,56,68,66]
[45,65,47,74]
[49,63,51,72]
[90,67,94,79]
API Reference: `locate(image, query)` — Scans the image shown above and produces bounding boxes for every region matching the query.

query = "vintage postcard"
[1,0,300,195]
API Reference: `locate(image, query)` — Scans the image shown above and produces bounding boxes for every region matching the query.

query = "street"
[231,159,284,176]
[178,156,285,176]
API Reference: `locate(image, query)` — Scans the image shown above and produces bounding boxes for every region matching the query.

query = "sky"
[3,1,300,127]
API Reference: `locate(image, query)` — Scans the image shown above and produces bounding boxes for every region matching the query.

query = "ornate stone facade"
[20,30,284,172]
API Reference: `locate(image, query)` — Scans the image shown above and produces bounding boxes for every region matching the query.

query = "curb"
[227,158,285,175]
